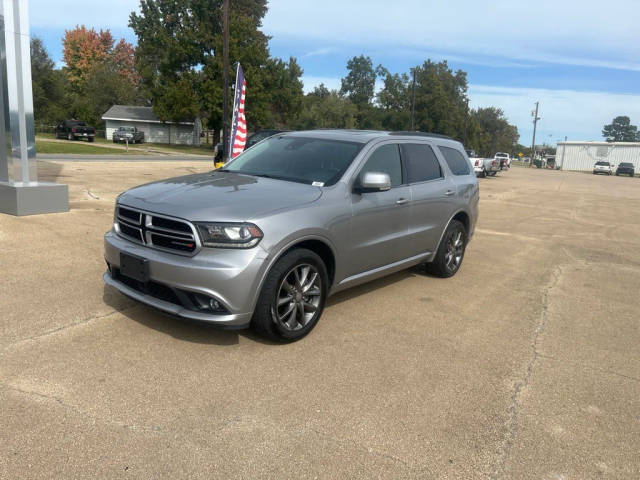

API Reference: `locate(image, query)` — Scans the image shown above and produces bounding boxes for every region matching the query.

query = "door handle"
[396,198,409,205]
[445,190,455,196]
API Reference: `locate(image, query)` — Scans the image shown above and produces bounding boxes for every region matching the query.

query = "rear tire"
[88,137,94,143]
[425,220,467,278]
[251,248,328,342]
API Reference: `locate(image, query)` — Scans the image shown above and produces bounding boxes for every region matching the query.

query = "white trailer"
[557,141,640,172]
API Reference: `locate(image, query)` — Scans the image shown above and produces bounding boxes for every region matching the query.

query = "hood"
[117,171,323,222]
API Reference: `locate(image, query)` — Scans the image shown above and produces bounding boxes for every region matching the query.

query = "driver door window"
[358,143,403,186]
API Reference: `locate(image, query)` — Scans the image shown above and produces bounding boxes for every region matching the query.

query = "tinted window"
[439,146,471,175]
[401,144,442,183]
[359,144,402,187]
[224,136,363,186]
[596,161,610,166]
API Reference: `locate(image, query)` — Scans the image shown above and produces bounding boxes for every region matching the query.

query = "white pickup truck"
[466,150,500,177]
[494,152,511,170]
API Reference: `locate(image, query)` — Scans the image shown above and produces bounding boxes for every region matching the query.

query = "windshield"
[222,136,363,186]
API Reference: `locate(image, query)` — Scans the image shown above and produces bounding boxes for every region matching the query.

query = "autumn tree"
[61,26,140,125]
[62,26,113,88]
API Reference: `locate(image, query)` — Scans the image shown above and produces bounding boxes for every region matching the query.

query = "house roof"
[101,105,194,125]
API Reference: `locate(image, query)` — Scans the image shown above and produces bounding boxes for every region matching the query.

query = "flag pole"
[228,62,240,163]
[221,0,230,162]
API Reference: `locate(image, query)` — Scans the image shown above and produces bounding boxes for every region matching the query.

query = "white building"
[557,141,640,171]
[102,105,201,146]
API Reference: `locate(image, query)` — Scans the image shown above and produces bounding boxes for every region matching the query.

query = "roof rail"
[389,131,452,139]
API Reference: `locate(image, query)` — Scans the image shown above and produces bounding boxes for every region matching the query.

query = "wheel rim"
[444,231,464,271]
[273,264,322,331]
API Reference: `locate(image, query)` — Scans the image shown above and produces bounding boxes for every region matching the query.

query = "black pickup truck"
[55,120,96,142]
[112,126,145,144]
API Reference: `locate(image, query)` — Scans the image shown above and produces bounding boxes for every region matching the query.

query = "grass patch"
[36,133,216,156]
[36,139,143,155]
[144,142,216,156]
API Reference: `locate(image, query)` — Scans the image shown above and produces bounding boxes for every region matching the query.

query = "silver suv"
[104,130,479,341]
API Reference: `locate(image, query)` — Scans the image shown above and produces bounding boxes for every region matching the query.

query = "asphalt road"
[1,162,639,479]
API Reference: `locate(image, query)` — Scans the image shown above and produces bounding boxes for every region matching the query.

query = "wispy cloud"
[469,85,640,142]
[302,47,334,58]
[264,0,640,71]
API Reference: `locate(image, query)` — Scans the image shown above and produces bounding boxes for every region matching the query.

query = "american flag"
[229,64,247,160]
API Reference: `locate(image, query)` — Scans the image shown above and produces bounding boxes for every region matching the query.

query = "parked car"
[615,162,635,177]
[55,119,96,142]
[593,161,613,175]
[113,126,144,144]
[104,130,479,341]
[494,152,511,170]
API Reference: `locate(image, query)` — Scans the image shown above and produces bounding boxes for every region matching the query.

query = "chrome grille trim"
[115,205,200,255]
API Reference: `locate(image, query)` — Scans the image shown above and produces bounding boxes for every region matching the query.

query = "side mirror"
[355,172,391,193]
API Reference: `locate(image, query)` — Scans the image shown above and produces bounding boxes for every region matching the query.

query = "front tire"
[425,220,467,278]
[251,248,328,342]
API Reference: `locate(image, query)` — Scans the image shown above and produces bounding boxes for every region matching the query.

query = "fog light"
[209,299,221,311]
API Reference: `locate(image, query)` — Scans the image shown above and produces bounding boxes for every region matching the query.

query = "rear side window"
[401,144,442,183]
[360,144,402,187]
[439,146,471,175]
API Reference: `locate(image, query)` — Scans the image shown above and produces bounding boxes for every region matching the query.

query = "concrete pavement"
[1,162,639,479]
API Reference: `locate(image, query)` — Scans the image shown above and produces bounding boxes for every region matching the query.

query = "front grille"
[116,205,198,254]
[111,268,229,315]
[113,269,182,306]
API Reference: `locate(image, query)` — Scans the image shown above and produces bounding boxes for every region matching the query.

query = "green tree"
[131,0,300,138]
[340,55,378,129]
[375,65,410,131]
[31,37,67,126]
[340,55,376,108]
[602,116,639,142]
[296,89,357,130]
[472,107,519,156]
[69,61,144,127]
[412,60,469,139]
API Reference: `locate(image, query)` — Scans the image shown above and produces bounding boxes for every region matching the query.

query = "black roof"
[102,105,194,124]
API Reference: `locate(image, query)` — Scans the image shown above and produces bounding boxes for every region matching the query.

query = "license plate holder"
[120,252,149,283]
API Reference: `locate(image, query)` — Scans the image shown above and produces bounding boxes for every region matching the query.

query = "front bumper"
[103,229,270,328]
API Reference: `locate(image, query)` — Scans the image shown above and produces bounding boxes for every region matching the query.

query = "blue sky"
[30,0,640,145]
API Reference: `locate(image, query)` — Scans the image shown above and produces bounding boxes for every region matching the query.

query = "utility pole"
[530,101,540,167]
[222,0,230,161]
[410,67,417,131]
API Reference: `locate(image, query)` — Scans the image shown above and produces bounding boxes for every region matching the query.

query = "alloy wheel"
[274,264,322,331]
[444,231,464,272]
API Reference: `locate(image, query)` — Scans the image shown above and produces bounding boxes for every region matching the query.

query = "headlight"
[195,222,263,248]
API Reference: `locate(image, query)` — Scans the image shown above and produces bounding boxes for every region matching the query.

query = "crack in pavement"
[0,382,163,434]
[490,263,565,480]
[1,305,137,353]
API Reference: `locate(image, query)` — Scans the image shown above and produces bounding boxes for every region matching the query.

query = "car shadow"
[102,264,436,346]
